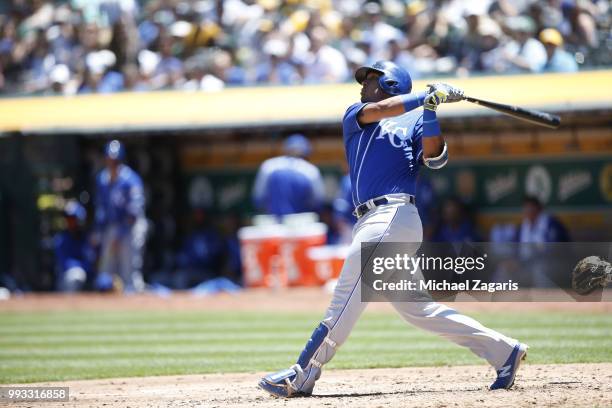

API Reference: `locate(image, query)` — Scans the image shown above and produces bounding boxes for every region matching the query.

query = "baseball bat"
[462,95,561,129]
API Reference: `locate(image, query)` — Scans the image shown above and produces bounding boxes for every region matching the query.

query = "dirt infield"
[6,363,611,408]
[2,288,611,313]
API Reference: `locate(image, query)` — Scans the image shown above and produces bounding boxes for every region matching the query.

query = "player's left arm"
[421,83,463,168]
[358,92,427,125]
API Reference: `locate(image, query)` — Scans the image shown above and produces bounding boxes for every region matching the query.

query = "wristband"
[423,108,441,137]
[401,91,426,113]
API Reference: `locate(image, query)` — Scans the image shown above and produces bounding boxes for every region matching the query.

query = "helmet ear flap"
[380,77,399,95]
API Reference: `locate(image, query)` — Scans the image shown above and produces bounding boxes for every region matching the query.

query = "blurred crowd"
[0,0,610,95]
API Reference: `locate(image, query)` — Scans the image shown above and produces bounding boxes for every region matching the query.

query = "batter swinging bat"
[462,95,561,129]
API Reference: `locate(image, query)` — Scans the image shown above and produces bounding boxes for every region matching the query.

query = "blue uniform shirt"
[343,102,423,206]
[253,156,325,217]
[95,164,145,230]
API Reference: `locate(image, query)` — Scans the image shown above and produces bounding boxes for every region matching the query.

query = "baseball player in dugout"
[93,140,148,293]
[259,61,528,397]
[252,134,325,218]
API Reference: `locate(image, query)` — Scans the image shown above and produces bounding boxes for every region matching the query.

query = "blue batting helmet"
[283,134,312,157]
[355,60,412,95]
[104,140,125,161]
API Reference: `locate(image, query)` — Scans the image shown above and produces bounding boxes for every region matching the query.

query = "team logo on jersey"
[377,119,410,148]
[376,119,416,162]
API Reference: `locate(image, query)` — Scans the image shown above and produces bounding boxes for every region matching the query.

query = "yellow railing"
[0,70,610,133]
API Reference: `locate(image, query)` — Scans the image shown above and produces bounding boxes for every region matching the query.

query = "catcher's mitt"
[571,256,612,295]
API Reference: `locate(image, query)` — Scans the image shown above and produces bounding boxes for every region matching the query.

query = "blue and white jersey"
[253,156,325,217]
[343,102,423,206]
[95,164,145,230]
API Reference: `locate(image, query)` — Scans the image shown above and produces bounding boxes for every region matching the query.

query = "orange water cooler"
[238,222,328,288]
[238,226,287,288]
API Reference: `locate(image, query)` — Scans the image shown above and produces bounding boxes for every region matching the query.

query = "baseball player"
[54,201,96,291]
[259,61,528,397]
[252,134,325,218]
[94,140,147,292]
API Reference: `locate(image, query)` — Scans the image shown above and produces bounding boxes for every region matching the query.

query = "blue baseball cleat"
[490,343,529,390]
[258,367,311,398]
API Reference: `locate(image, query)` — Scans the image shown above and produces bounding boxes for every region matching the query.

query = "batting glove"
[427,83,464,103]
[424,88,448,111]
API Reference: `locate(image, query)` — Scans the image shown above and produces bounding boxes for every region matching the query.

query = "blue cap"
[283,134,312,157]
[104,140,125,161]
[64,200,86,222]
